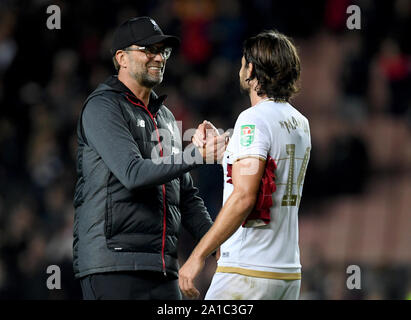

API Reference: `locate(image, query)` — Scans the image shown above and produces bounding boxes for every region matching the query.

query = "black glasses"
[125,46,172,60]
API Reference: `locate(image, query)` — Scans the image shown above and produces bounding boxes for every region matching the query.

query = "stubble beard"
[131,65,164,89]
[239,78,250,96]
[140,70,163,88]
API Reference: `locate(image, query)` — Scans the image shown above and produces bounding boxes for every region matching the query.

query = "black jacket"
[73,76,213,279]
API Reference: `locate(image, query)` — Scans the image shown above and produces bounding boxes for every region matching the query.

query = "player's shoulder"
[237,105,265,124]
[284,102,310,124]
[285,103,311,137]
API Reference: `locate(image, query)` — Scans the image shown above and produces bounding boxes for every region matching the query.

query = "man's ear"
[116,50,126,69]
[246,62,253,80]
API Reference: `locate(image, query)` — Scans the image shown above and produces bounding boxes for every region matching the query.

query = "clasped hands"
[192,120,230,163]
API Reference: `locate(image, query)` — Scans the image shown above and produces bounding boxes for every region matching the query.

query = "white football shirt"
[217,99,311,279]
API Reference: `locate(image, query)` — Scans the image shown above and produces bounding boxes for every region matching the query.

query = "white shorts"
[205,272,301,300]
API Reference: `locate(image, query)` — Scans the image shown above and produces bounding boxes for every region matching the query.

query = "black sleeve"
[82,95,200,190]
[180,172,213,241]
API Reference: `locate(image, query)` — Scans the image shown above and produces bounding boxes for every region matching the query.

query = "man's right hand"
[192,121,229,163]
[192,120,219,146]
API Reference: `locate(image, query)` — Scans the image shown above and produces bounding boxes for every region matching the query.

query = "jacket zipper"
[125,94,167,276]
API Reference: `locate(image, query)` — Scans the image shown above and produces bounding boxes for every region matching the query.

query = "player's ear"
[246,62,253,79]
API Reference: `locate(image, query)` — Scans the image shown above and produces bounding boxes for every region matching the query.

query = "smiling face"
[120,43,167,89]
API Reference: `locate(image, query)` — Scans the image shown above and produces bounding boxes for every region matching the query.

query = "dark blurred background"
[0,0,410,299]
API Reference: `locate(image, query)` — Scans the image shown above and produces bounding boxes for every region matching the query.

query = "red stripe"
[126,94,167,274]
[161,184,167,272]
[227,163,233,184]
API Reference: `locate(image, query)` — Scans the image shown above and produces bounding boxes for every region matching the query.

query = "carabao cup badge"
[240,125,255,146]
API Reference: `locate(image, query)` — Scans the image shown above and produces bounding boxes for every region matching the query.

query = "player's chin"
[239,83,249,96]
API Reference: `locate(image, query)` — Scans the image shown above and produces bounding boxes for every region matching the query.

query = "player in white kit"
[179,30,311,300]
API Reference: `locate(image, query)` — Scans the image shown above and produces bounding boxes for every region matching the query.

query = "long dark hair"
[243,30,301,102]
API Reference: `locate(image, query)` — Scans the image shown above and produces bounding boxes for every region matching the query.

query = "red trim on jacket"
[125,93,168,275]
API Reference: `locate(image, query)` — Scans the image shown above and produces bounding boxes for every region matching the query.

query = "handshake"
[192,120,230,164]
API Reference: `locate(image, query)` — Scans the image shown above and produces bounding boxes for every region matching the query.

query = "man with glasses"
[73,17,226,299]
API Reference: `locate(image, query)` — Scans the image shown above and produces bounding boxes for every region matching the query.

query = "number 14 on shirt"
[281,144,311,207]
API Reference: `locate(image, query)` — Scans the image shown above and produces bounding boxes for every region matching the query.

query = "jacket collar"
[104,75,167,114]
